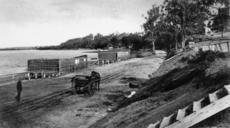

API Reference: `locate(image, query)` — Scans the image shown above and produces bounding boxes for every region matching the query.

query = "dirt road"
[0,56,163,128]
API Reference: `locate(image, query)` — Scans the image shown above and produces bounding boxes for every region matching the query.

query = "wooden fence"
[147,84,230,128]
[192,39,230,53]
[0,72,28,85]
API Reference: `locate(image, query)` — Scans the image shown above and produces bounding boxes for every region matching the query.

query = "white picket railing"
[147,84,230,128]
[193,40,230,53]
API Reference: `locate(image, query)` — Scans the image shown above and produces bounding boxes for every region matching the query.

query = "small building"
[117,50,130,61]
[27,59,61,73]
[98,51,117,64]
[27,55,88,78]
[74,55,88,70]
[97,49,130,65]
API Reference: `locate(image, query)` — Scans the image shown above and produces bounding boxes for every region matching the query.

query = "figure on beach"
[15,79,22,102]
[90,71,101,90]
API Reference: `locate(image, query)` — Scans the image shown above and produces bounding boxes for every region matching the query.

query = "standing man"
[15,79,22,102]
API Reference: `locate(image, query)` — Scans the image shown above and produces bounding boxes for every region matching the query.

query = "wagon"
[71,75,99,96]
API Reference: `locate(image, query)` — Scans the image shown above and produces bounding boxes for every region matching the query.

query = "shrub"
[181,50,225,66]
[196,66,230,89]
[181,50,226,89]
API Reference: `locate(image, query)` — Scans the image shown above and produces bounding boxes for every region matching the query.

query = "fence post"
[27,73,31,80]
[35,73,38,79]
[218,44,223,52]
[227,42,230,52]
[216,44,218,51]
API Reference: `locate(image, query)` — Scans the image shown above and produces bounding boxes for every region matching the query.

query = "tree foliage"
[143,0,229,51]
[210,2,230,37]
[38,33,152,51]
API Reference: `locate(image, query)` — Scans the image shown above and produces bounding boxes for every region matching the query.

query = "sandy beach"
[0,55,163,128]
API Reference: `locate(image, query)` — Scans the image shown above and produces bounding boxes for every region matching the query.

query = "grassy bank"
[89,50,230,128]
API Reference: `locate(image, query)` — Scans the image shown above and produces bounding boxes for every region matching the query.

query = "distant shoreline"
[0,47,36,51]
[0,47,98,51]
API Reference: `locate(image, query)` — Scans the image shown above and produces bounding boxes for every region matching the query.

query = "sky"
[0,0,163,48]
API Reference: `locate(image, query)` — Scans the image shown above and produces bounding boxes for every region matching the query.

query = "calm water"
[0,50,97,75]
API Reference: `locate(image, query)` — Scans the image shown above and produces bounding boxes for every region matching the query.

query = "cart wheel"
[86,86,92,96]
[74,86,79,94]
[92,82,96,90]
[91,84,95,95]
[87,84,94,96]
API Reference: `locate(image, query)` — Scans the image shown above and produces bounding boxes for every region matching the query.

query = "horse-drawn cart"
[71,75,100,96]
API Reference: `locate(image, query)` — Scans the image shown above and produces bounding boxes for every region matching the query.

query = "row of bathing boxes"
[26,50,130,80]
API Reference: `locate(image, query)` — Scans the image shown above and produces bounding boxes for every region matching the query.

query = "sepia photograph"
[0,0,230,128]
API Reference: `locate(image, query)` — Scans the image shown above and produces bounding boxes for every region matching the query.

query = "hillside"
[37,33,151,50]
[89,50,230,128]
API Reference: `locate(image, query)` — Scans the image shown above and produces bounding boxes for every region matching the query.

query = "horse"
[90,71,101,90]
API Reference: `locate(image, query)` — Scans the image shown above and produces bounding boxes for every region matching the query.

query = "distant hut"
[74,55,88,70]
[116,49,131,61]
[98,49,130,65]
[98,51,117,65]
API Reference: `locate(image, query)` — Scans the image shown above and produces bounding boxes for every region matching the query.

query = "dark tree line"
[38,33,152,51]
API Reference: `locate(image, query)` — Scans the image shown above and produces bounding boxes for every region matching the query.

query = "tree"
[163,0,211,48]
[143,4,181,51]
[110,36,120,48]
[94,36,109,49]
[83,34,94,40]
[122,36,132,48]
[144,0,229,52]
[210,1,230,37]
[94,33,103,40]
[144,5,168,52]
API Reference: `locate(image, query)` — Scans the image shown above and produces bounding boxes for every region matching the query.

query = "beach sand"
[0,55,163,128]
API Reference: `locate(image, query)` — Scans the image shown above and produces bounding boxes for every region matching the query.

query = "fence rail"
[0,72,28,85]
[192,39,230,53]
[147,84,230,128]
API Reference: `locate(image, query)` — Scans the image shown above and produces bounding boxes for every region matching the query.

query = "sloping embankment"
[89,50,230,128]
